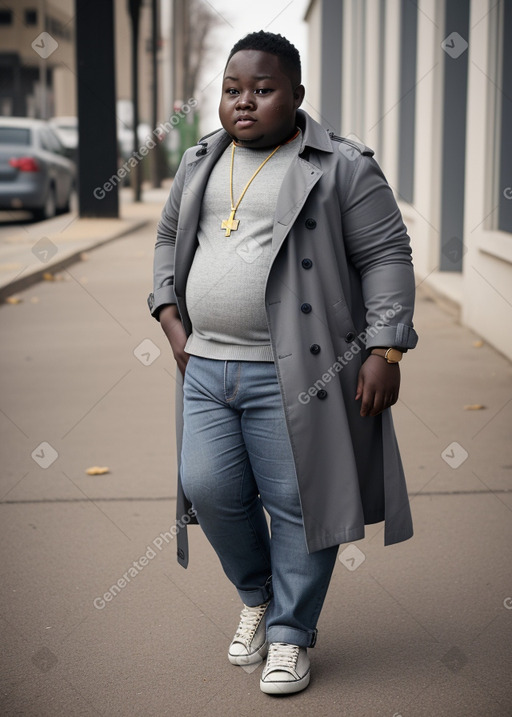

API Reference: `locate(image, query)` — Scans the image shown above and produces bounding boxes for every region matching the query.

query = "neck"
[233,127,300,149]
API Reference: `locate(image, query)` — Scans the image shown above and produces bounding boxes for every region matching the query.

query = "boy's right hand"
[158,304,189,377]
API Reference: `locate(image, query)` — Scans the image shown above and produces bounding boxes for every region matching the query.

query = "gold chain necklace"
[220,142,282,237]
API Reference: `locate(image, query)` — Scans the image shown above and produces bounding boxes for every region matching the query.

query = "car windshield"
[0,128,31,145]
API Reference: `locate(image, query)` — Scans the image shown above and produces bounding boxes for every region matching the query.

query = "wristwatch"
[370,348,403,364]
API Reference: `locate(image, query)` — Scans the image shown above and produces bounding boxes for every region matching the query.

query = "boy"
[149,31,418,695]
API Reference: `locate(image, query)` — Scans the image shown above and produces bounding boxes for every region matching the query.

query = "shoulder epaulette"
[194,127,224,156]
[328,131,374,157]
[198,127,222,143]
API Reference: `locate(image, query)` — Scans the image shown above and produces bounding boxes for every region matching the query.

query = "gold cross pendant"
[221,210,240,237]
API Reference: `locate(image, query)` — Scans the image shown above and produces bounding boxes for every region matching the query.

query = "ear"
[293,84,305,109]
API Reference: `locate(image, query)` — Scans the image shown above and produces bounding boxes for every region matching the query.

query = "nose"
[235,91,255,109]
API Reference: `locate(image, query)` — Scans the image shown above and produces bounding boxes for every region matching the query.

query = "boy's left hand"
[355,355,400,417]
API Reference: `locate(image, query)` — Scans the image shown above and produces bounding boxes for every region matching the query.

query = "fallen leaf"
[85,466,110,475]
[43,272,65,282]
[463,404,486,411]
[5,296,22,304]
[473,340,484,348]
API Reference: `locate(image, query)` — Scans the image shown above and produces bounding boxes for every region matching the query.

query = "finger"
[369,390,386,416]
[360,386,376,417]
[355,371,364,401]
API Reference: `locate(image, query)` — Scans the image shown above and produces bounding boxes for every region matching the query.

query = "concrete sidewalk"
[0,204,511,716]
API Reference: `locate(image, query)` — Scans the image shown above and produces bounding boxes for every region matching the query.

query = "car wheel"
[33,185,56,221]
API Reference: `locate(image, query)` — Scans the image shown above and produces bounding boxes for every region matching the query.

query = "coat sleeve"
[148,154,188,320]
[339,155,419,351]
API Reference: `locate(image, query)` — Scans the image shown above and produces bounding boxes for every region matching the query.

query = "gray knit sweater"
[184,131,301,361]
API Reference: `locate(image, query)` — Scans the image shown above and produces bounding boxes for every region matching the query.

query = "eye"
[226,88,239,95]
[254,88,272,95]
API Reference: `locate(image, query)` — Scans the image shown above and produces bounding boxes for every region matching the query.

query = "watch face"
[386,348,402,363]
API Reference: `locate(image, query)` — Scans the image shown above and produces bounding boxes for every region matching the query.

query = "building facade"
[0,0,75,118]
[305,0,512,360]
[0,0,156,125]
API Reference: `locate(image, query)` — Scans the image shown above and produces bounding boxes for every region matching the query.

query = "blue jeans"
[181,356,339,648]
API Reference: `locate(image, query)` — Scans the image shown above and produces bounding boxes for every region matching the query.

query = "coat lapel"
[272,157,323,255]
[272,108,332,255]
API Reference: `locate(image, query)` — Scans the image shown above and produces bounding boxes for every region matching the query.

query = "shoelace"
[265,642,300,670]
[233,602,268,643]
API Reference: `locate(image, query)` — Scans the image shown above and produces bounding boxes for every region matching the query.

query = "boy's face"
[219,50,304,149]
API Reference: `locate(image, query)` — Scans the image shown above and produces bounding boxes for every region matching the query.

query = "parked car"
[0,117,75,221]
[49,116,78,161]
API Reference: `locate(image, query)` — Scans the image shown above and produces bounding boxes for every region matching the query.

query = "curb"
[0,218,149,303]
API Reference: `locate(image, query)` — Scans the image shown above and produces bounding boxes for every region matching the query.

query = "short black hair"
[226,31,301,86]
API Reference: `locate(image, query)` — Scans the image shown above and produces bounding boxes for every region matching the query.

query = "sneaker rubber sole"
[260,668,311,694]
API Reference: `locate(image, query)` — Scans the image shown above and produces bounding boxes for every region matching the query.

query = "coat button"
[345,331,356,342]
[301,303,312,314]
[310,343,321,354]
[317,389,328,399]
[301,258,313,269]
[305,218,317,230]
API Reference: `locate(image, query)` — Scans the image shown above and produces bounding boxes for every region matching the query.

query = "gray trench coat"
[149,109,419,568]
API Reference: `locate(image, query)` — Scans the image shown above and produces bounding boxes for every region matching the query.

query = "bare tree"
[174,0,221,106]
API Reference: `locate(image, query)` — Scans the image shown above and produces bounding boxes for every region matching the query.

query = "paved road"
[0,209,511,716]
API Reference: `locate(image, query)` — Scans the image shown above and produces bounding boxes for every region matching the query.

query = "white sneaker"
[228,602,269,666]
[260,642,311,694]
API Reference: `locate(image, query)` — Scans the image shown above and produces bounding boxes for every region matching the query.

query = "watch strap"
[371,348,403,363]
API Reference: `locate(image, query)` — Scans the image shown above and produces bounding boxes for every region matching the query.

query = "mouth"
[235,116,256,128]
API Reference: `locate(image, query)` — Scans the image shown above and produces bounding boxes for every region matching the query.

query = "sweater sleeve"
[339,155,418,351]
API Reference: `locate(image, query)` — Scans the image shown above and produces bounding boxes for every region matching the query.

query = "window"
[320,0,343,134]
[497,0,512,233]
[25,9,38,25]
[397,0,418,204]
[439,0,470,271]
[39,127,64,155]
[46,127,65,155]
[0,10,13,25]
[0,127,31,145]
